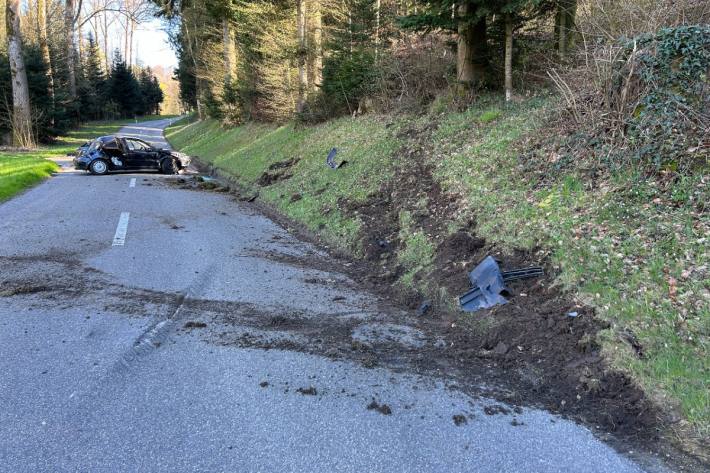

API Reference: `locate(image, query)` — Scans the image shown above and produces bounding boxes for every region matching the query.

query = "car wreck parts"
[459,256,543,313]
[326,148,348,169]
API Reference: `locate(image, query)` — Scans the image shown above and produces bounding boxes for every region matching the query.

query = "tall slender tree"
[6,0,33,146]
[296,0,308,112]
[65,0,78,98]
[37,0,55,124]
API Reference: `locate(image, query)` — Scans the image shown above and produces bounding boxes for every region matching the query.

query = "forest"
[1,0,165,146]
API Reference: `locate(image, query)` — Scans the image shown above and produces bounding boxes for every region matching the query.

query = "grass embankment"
[0,115,173,202]
[166,98,708,442]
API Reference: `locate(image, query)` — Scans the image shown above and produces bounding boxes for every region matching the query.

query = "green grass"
[167,115,401,250]
[0,155,58,201]
[0,116,173,202]
[431,96,709,439]
[167,100,708,440]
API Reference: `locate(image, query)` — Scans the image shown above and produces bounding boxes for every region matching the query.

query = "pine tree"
[80,34,107,120]
[106,50,141,118]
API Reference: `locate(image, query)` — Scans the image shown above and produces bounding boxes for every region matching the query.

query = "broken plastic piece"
[459,258,544,313]
[326,148,338,169]
[460,256,510,312]
[501,267,543,282]
[326,148,348,169]
[567,311,579,318]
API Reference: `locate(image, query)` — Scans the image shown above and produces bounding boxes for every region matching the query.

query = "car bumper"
[74,158,90,170]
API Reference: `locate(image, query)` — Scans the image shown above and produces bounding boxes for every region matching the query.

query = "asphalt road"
[0,119,662,472]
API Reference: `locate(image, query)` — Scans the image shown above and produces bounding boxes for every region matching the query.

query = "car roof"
[96,135,151,144]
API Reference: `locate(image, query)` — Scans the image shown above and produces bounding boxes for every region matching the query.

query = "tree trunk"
[37,0,55,125]
[557,0,576,56]
[6,0,34,147]
[65,0,77,98]
[77,11,83,63]
[102,10,109,70]
[222,19,236,85]
[374,0,381,62]
[129,18,135,65]
[504,13,513,102]
[123,15,129,62]
[308,0,322,90]
[456,2,490,88]
[296,0,308,112]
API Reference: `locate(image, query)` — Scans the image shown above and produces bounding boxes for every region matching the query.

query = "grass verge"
[167,99,708,447]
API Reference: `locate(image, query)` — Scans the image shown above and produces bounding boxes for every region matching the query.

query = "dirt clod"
[0,285,50,297]
[367,400,392,415]
[184,321,207,329]
[296,386,317,396]
[452,414,468,426]
[484,405,511,416]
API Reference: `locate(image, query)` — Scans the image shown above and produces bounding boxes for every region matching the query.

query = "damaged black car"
[73,135,190,175]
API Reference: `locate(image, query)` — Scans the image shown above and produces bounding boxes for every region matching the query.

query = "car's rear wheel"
[89,159,109,175]
[161,157,178,175]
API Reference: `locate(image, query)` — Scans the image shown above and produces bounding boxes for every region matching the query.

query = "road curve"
[0,119,661,473]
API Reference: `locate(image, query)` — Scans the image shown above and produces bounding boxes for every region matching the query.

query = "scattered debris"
[183,321,207,329]
[296,386,317,396]
[326,148,348,169]
[0,285,50,297]
[416,300,432,316]
[452,414,468,426]
[459,257,510,312]
[483,405,511,416]
[510,418,525,426]
[367,400,392,415]
[459,256,543,312]
[257,158,298,186]
[502,266,544,282]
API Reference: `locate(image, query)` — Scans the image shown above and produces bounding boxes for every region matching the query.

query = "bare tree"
[505,13,513,102]
[65,0,82,98]
[6,0,33,146]
[296,0,308,112]
[223,19,237,84]
[309,0,322,90]
[37,0,55,122]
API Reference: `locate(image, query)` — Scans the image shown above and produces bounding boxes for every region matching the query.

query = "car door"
[123,139,157,169]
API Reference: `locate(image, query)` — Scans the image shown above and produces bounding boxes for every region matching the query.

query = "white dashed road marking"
[129,178,136,188]
[112,212,130,246]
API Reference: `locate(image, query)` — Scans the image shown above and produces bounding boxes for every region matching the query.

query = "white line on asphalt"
[112,212,130,246]
[129,178,136,188]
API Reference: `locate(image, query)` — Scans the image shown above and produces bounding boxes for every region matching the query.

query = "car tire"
[161,157,178,175]
[89,159,109,175]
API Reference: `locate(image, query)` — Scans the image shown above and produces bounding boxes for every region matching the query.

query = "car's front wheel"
[161,157,178,175]
[89,159,109,175]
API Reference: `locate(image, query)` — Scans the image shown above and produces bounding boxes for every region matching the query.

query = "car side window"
[127,139,152,151]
